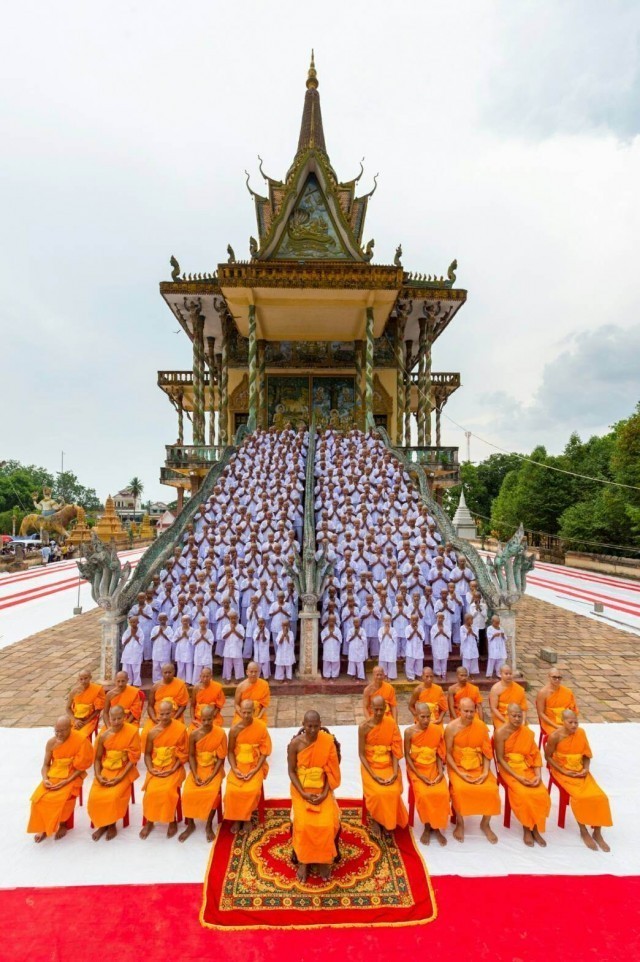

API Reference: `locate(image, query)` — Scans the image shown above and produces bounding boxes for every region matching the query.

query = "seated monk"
[66,670,106,739]
[179,706,227,843]
[289,710,341,882]
[224,699,272,835]
[489,664,527,729]
[445,697,501,844]
[141,664,189,745]
[494,703,551,847]
[190,667,225,732]
[545,709,612,851]
[409,667,448,723]
[536,668,579,737]
[231,662,270,725]
[88,705,141,841]
[139,699,188,839]
[404,703,449,846]
[102,671,142,727]
[447,666,483,720]
[359,695,408,839]
[363,666,398,721]
[27,716,93,842]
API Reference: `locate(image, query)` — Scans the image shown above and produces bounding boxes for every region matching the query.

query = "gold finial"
[306,49,318,90]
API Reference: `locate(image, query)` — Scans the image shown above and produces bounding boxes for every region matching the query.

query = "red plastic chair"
[536,721,549,750]
[547,769,570,829]
[491,737,511,828]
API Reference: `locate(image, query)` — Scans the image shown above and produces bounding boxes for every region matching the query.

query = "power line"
[402,359,640,492]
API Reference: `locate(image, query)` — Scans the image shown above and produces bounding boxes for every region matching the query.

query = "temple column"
[206,336,217,446]
[364,307,374,425]
[248,304,258,429]
[417,318,428,445]
[191,311,206,445]
[354,340,364,426]
[257,339,266,427]
[176,390,184,445]
[219,322,229,445]
[435,402,443,447]
[176,487,184,513]
[404,339,412,446]
[395,315,406,444]
[424,323,433,445]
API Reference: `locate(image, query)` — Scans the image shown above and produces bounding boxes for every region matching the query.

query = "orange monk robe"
[142,720,188,823]
[448,717,501,817]
[498,726,550,831]
[224,720,272,821]
[540,686,579,736]
[551,728,612,827]
[361,715,408,831]
[231,678,271,725]
[27,731,93,836]
[70,683,106,739]
[407,724,450,830]
[141,678,189,745]
[87,723,141,828]
[110,685,142,724]
[416,684,447,722]
[494,682,528,730]
[366,681,397,717]
[190,682,225,732]
[452,682,483,717]
[182,727,227,820]
[291,730,341,864]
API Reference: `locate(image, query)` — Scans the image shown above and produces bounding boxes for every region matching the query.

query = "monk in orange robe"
[289,710,341,881]
[27,716,93,842]
[495,703,551,847]
[445,697,501,843]
[66,670,106,739]
[489,664,528,729]
[545,709,612,851]
[139,699,188,839]
[409,666,448,723]
[190,667,225,731]
[404,703,449,845]
[141,664,189,745]
[232,662,270,724]
[447,666,483,719]
[536,668,579,736]
[88,705,141,841]
[359,695,408,838]
[102,671,142,727]
[179,706,227,842]
[362,665,398,721]
[224,699,272,834]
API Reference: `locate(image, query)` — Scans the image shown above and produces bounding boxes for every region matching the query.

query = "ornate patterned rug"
[200,798,437,930]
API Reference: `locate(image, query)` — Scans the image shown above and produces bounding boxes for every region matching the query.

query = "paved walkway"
[0,594,638,728]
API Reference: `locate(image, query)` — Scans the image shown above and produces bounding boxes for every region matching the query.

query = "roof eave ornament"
[307,49,318,90]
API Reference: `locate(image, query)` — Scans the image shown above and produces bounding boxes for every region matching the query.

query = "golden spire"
[297,50,326,154]
[306,49,318,90]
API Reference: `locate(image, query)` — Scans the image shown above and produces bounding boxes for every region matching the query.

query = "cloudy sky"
[2,0,639,501]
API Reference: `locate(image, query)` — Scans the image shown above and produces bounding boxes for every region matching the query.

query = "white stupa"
[452,486,477,540]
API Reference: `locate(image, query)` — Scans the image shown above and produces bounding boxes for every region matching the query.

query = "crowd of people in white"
[119,428,510,685]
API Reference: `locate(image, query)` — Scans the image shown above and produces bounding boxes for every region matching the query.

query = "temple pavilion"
[157,54,466,510]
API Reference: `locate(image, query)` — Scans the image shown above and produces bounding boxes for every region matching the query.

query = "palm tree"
[128,477,144,501]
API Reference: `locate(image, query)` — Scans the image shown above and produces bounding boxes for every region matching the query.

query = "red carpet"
[201,798,436,929]
[3,876,639,961]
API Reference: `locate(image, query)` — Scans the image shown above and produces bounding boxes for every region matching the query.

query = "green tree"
[53,471,102,512]
[0,463,54,513]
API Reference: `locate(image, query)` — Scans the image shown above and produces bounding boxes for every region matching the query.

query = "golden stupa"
[139,514,154,540]
[67,505,92,550]
[93,495,128,547]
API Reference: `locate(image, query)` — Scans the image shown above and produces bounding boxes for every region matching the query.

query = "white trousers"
[258,660,271,679]
[379,659,397,680]
[222,657,244,681]
[347,660,365,680]
[275,664,292,681]
[323,660,340,678]
[176,661,193,685]
[463,657,479,675]
[486,658,502,678]
[405,656,423,681]
[122,662,142,687]
[433,657,448,679]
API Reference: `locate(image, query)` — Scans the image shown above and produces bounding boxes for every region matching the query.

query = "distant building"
[113,487,142,522]
[148,501,168,519]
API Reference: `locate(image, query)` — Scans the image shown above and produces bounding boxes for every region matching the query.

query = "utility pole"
[465,431,471,463]
[61,451,65,475]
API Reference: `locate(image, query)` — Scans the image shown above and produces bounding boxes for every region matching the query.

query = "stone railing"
[410,371,461,388]
[157,370,212,387]
[165,444,225,467]
[399,445,459,467]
